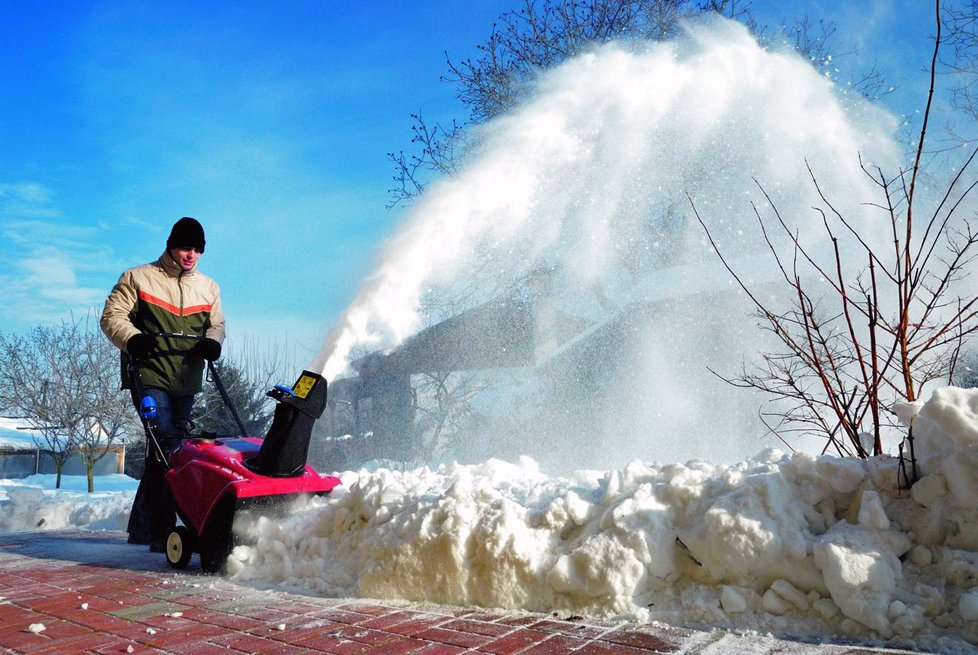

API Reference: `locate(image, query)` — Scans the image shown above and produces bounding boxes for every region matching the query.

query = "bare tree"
[942,0,978,147]
[0,343,75,488]
[0,313,138,491]
[693,3,978,479]
[783,16,891,101]
[388,0,884,207]
[387,114,466,209]
[377,0,907,468]
[411,369,490,460]
[65,316,134,492]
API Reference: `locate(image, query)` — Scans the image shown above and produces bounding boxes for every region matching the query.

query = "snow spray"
[311,18,899,469]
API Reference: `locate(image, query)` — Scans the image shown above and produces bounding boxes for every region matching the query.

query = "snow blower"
[130,334,341,573]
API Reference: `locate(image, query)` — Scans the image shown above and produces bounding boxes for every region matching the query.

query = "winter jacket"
[101,250,226,395]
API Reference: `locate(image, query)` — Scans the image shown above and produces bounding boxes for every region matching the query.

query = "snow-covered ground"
[3,387,978,653]
[0,474,135,532]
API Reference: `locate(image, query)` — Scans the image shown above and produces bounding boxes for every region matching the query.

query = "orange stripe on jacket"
[138,291,214,317]
[182,303,214,315]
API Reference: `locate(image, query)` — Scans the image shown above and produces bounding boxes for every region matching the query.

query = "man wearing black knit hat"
[100,216,226,552]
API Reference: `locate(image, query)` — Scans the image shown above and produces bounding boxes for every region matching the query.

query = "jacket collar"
[157,250,197,278]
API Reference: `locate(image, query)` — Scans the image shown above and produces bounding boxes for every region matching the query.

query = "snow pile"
[0,474,135,532]
[230,387,978,652]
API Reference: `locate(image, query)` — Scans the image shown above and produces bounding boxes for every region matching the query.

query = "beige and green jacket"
[101,250,226,395]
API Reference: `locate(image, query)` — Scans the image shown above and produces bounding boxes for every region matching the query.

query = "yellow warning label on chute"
[293,374,316,399]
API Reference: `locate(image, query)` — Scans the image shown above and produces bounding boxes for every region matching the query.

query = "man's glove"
[126,333,156,358]
[192,338,222,362]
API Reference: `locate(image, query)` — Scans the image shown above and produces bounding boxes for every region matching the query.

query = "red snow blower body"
[167,435,338,543]
[164,369,341,572]
[131,341,340,573]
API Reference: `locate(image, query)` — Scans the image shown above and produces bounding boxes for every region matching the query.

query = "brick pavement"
[0,530,927,654]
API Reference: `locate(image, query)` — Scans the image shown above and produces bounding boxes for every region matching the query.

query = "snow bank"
[0,474,136,532]
[230,387,978,653]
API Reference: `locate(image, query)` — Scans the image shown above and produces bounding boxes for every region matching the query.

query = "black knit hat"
[166,217,206,252]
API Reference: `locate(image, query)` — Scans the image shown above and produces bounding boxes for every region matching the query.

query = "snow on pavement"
[0,474,134,533]
[229,386,978,653]
[3,387,978,653]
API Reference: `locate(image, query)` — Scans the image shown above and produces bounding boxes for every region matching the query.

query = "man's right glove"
[126,333,155,358]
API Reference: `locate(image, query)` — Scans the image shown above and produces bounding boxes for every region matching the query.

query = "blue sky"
[0,1,940,365]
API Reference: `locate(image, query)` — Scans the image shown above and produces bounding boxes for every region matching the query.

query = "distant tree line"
[0,313,133,491]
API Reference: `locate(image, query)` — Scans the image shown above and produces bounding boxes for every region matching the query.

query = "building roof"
[354,297,537,375]
[0,417,43,450]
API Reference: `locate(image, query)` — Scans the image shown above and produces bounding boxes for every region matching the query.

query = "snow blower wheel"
[165,526,194,569]
[198,496,235,574]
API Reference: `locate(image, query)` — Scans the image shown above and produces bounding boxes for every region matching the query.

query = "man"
[101,216,226,552]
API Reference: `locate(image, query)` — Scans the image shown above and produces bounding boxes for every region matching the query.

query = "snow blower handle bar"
[125,355,168,465]
[130,333,250,440]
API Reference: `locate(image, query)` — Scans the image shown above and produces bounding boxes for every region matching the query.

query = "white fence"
[0,445,125,479]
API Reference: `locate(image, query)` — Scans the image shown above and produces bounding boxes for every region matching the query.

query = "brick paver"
[0,530,930,654]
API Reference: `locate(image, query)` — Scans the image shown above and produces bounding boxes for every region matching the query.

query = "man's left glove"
[192,338,222,362]
[126,333,156,358]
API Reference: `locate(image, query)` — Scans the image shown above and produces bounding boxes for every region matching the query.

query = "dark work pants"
[127,388,194,545]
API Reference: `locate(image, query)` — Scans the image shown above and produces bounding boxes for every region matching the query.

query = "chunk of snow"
[961,590,978,622]
[770,579,809,611]
[720,585,748,613]
[762,589,790,615]
[911,475,947,507]
[909,545,932,567]
[857,490,890,530]
[814,523,902,635]
[813,597,840,620]
[910,386,978,507]
[891,399,923,424]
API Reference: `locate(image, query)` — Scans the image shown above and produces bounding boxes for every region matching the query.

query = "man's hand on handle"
[192,338,222,362]
[126,333,156,358]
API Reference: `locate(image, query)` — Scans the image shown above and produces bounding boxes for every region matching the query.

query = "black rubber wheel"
[165,525,195,569]
[199,497,235,574]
